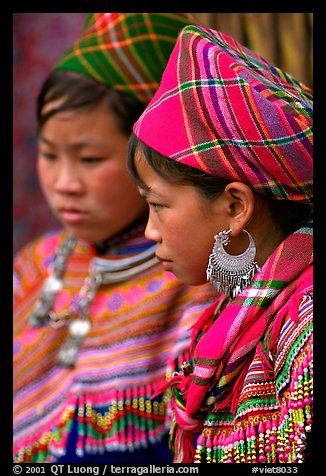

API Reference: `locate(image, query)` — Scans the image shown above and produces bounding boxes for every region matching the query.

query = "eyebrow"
[38,134,54,147]
[137,186,150,199]
[137,185,163,200]
[38,134,107,149]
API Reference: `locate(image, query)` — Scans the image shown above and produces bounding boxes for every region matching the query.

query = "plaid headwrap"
[133,25,313,205]
[55,13,192,104]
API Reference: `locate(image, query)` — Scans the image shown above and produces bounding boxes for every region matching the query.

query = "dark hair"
[128,132,312,236]
[128,132,230,201]
[37,70,146,135]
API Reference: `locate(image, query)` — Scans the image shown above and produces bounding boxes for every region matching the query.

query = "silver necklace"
[28,235,159,367]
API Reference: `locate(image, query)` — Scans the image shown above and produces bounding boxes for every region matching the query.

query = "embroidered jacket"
[13,229,217,463]
[191,292,313,463]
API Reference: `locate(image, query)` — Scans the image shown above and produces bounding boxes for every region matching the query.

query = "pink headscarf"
[133,25,313,206]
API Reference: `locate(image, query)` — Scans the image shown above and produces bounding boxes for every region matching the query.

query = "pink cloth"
[133,25,313,206]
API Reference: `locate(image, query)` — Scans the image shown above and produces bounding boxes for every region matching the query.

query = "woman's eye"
[40,152,56,161]
[81,157,104,164]
[149,202,164,210]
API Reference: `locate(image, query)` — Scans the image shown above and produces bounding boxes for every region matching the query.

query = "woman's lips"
[57,208,89,223]
[156,255,173,271]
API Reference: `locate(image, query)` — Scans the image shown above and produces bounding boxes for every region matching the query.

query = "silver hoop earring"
[206,229,260,298]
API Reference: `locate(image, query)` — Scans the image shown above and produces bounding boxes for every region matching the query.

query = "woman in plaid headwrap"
[128,25,313,463]
[13,13,218,464]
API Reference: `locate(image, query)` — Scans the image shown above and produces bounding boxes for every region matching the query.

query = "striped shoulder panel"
[275,292,313,395]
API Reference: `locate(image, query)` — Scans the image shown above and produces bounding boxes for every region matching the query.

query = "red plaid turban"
[133,25,313,206]
[55,13,192,104]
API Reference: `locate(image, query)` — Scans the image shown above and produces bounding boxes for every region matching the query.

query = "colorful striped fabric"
[55,13,192,103]
[165,222,313,463]
[189,292,313,463]
[13,229,217,462]
[133,25,313,206]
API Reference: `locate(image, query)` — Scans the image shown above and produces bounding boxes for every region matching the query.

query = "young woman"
[13,13,218,464]
[128,25,313,463]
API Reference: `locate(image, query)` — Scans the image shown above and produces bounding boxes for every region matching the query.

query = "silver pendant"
[57,319,91,367]
[206,229,260,298]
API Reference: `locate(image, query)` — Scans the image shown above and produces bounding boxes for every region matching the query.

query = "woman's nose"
[145,218,162,243]
[54,163,83,194]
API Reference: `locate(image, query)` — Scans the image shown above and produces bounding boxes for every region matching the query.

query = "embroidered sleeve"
[13,232,60,305]
[13,264,23,303]
[164,285,217,379]
[274,292,313,462]
[13,248,33,303]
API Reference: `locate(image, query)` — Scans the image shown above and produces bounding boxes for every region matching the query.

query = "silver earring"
[206,229,260,298]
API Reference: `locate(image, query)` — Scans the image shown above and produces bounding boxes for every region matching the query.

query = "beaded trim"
[14,387,168,463]
[194,343,313,463]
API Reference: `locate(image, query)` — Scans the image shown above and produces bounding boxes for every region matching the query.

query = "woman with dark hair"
[13,13,217,464]
[128,25,313,464]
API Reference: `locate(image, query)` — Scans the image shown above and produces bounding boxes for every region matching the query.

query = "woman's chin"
[61,225,107,244]
[171,270,208,288]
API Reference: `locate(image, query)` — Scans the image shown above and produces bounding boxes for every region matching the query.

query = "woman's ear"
[224,182,255,236]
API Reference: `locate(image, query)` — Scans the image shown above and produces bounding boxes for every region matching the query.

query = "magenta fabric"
[167,223,313,462]
[133,26,313,206]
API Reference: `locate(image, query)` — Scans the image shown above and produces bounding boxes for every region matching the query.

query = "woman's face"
[134,153,227,286]
[37,101,147,243]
